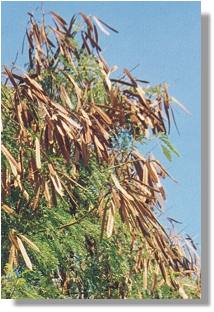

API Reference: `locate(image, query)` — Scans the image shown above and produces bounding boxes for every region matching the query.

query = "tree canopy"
[1,11,200,299]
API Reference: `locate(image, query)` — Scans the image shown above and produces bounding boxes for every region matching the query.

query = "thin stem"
[58,206,97,230]
[107,157,143,171]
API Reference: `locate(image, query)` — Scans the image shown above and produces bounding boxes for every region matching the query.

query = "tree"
[1,11,200,299]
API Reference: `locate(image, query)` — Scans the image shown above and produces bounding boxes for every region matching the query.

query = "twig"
[58,170,87,190]
[58,206,97,230]
[107,157,143,171]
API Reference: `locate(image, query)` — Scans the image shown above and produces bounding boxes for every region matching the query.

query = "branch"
[58,206,97,230]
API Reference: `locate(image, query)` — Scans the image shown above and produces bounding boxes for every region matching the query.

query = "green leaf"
[160,135,180,157]
[161,144,172,161]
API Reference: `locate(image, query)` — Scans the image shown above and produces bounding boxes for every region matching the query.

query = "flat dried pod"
[143,258,148,289]
[67,14,77,34]
[146,160,159,184]
[159,261,171,286]
[106,202,115,238]
[16,236,33,270]
[2,204,18,217]
[136,216,150,237]
[28,157,36,182]
[9,230,19,250]
[54,126,70,162]
[104,74,112,91]
[98,55,110,73]
[40,24,48,44]
[92,117,109,141]
[171,96,191,115]
[151,271,158,292]
[1,144,21,176]
[51,11,67,27]
[152,159,177,183]
[50,26,67,42]
[132,148,146,162]
[80,109,92,126]
[94,135,105,151]
[142,163,149,185]
[111,174,134,201]
[31,184,41,210]
[81,140,89,166]
[94,105,112,125]
[48,164,64,197]
[81,32,91,54]
[79,12,93,30]
[18,234,40,252]
[44,181,52,208]
[66,74,82,110]
[59,112,82,130]
[97,193,107,216]
[26,30,34,49]
[60,85,73,110]
[178,286,188,299]
[16,179,30,201]
[4,66,18,88]
[93,23,99,43]
[9,244,17,268]
[84,31,102,52]
[93,16,118,34]
[83,125,92,144]
[111,189,121,209]
[24,74,44,92]
[119,197,130,228]
[100,198,110,239]
[60,120,75,140]
[35,137,41,169]
[93,16,110,36]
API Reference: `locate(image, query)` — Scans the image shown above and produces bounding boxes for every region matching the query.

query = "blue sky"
[1,1,201,245]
